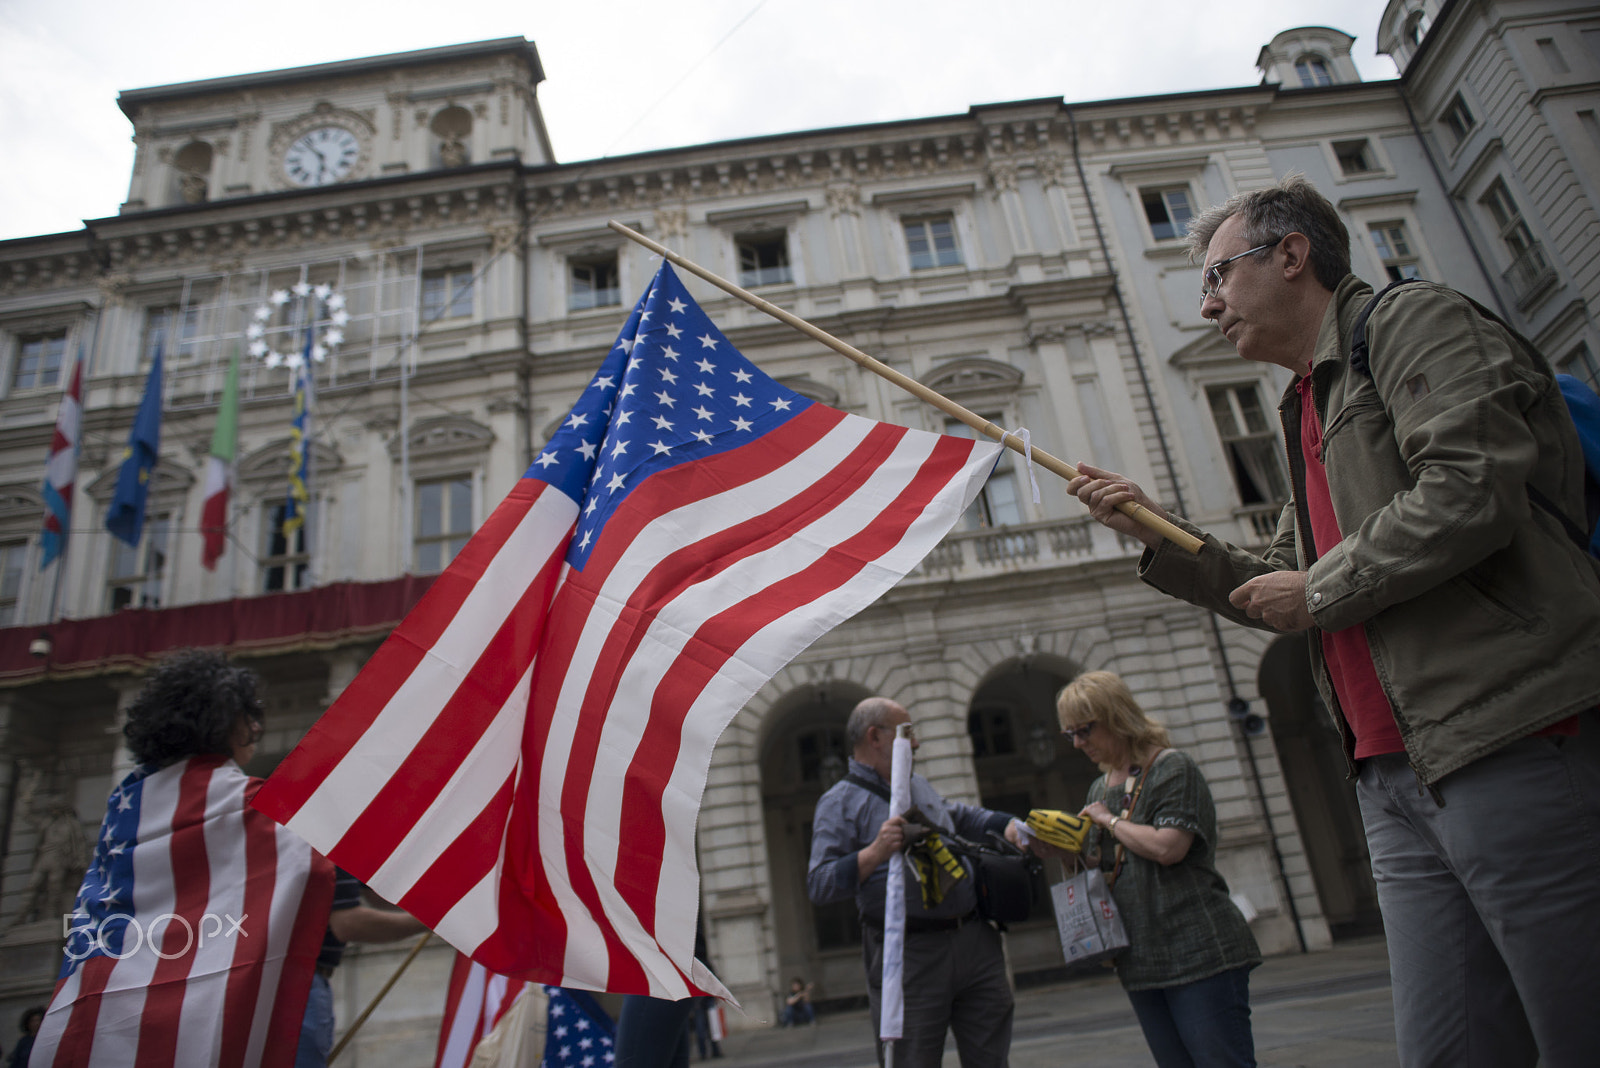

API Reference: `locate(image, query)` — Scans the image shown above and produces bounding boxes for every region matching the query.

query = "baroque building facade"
[0,1,1594,1060]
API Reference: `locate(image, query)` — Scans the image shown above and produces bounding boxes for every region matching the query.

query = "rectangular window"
[1207,384,1289,506]
[421,267,475,321]
[1557,342,1599,391]
[13,332,65,391]
[0,540,25,625]
[415,476,472,575]
[903,215,962,270]
[569,255,620,311]
[107,513,171,611]
[736,233,792,287]
[1295,55,1334,87]
[260,502,309,592]
[1141,187,1194,241]
[1334,139,1377,176]
[1369,223,1423,281]
[1441,93,1476,147]
[946,417,1023,529]
[143,305,203,366]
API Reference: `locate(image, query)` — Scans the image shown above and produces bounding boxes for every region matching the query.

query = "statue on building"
[178,171,209,204]
[439,137,469,168]
[8,769,89,928]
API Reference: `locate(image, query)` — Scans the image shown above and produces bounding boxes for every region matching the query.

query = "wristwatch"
[1107,816,1122,832]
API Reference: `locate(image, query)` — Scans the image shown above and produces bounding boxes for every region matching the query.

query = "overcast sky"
[0,0,1398,242]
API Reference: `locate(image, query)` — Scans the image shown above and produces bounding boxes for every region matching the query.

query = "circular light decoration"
[245,281,351,369]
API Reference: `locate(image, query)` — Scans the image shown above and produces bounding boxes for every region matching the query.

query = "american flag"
[252,261,1000,998]
[540,987,615,1068]
[31,754,334,1068]
[435,953,534,1068]
[40,351,83,568]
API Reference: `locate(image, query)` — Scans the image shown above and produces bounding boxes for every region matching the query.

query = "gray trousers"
[1357,727,1600,1068]
[862,917,1013,1068]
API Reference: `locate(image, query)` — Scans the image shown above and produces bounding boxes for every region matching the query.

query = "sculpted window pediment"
[238,439,342,485]
[777,376,839,407]
[1169,331,1243,370]
[388,414,495,462]
[0,487,44,523]
[923,357,1024,397]
[85,461,195,501]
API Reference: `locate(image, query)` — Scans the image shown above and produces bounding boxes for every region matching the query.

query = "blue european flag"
[106,346,164,547]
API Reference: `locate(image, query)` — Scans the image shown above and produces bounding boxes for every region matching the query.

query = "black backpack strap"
[844,772,890,802]
[1349,277,1424,378]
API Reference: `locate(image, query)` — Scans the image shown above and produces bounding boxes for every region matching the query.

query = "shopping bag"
[1051,865,1128,965]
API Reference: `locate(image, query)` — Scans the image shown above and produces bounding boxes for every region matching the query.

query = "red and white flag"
[435,953,533,1068]
[40,350,84,569]
[253,263,1000,999]
[32,755,335,1068]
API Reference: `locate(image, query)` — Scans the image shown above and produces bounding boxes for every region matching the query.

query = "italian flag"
[200,352,240,570]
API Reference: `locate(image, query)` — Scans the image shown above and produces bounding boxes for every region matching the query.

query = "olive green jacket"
[1142,275,1600,786]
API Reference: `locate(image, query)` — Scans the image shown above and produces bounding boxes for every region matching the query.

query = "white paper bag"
[1051,866,1129,965]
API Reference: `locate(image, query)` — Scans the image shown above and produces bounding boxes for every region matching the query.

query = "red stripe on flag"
[397,769,518,936]
[254,480,551,819]
[217,796,281,1068]
[263,850,335,1068]
[134,760,216,1068]
[50,958,114,1067]
[326,540,566,876]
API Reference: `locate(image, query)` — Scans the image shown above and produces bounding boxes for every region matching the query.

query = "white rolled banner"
[879,724,914,1044]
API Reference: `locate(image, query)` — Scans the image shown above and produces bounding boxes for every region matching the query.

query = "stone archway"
[1258,634,1381,939]
[758,680,873,1008]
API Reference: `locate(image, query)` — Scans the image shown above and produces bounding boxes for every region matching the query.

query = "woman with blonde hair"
[1057,670,1259,1068]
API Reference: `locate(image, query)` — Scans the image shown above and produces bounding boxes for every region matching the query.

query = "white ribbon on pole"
[880,723,914,1063]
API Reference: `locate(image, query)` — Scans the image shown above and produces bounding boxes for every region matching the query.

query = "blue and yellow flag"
[106,346,163,547]
[283,330,313,538]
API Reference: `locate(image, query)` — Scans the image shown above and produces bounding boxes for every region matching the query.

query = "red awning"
[0,575,436,684]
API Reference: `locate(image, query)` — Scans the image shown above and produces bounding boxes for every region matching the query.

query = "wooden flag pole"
[327,931,431,1064]
[607,221,1203,555]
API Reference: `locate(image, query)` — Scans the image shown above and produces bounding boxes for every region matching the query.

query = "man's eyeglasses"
[1200,236,1283,304]
[1062,723,1096,743]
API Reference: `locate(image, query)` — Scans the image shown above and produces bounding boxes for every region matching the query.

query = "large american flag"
[32,754,334,1068]
[253,261,1000,998]
[435,954,533,1068]
[540,987,615,1068]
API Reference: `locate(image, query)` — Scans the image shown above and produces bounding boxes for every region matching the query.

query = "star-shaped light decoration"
[248,281,348,371]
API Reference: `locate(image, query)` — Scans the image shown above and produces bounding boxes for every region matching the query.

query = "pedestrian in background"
[1058,671,1259,1068]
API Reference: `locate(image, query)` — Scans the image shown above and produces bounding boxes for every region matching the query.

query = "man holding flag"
[252,261,1002,1003]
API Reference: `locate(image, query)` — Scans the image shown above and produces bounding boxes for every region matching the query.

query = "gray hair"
[846,696,901,753]
[1186,173,1351,290]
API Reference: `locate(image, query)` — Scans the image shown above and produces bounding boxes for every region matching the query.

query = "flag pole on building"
[105,343,164,548]
[606,220,1204,555]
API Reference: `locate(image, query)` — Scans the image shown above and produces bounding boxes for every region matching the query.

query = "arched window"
[1294,54,1334,88]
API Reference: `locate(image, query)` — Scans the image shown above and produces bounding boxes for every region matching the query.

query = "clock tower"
[115,37,551,211]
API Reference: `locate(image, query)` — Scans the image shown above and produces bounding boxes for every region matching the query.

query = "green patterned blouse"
[1085,749,1260,991]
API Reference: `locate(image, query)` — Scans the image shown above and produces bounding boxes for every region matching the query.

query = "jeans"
[616,995,692,1068]
[781,1001,814,1026]
[295,972,334,1068]
[1123,965,1254,1068]
[1357,731,1600,1067]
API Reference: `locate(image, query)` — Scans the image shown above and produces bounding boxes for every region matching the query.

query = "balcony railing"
[1501,241,1557,309]
[905,516,1125,583]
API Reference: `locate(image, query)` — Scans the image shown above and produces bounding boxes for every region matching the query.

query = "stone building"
[0,1,1594,1061]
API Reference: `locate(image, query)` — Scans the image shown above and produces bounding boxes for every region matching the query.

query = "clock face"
[283,126,361,187]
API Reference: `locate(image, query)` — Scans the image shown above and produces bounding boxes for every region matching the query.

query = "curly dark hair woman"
[122,649,264,768]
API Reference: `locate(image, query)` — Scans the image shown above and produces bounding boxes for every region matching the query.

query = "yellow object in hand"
[1026,809,1091,853]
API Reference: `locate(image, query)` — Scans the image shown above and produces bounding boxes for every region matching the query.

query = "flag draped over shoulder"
[106,345,164,547]
[202,352,241,570]
[252,262,1002,999]
[32,754,335,1068]
[435,954,535,1068]
[40,350,84,568]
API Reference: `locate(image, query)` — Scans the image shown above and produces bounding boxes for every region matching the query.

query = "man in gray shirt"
[807,696,1024,1068]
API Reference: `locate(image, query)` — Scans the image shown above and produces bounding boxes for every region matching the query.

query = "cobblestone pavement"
[710,937,1396,1068]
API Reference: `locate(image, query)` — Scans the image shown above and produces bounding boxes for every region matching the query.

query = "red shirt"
[1294,376,1575,753]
